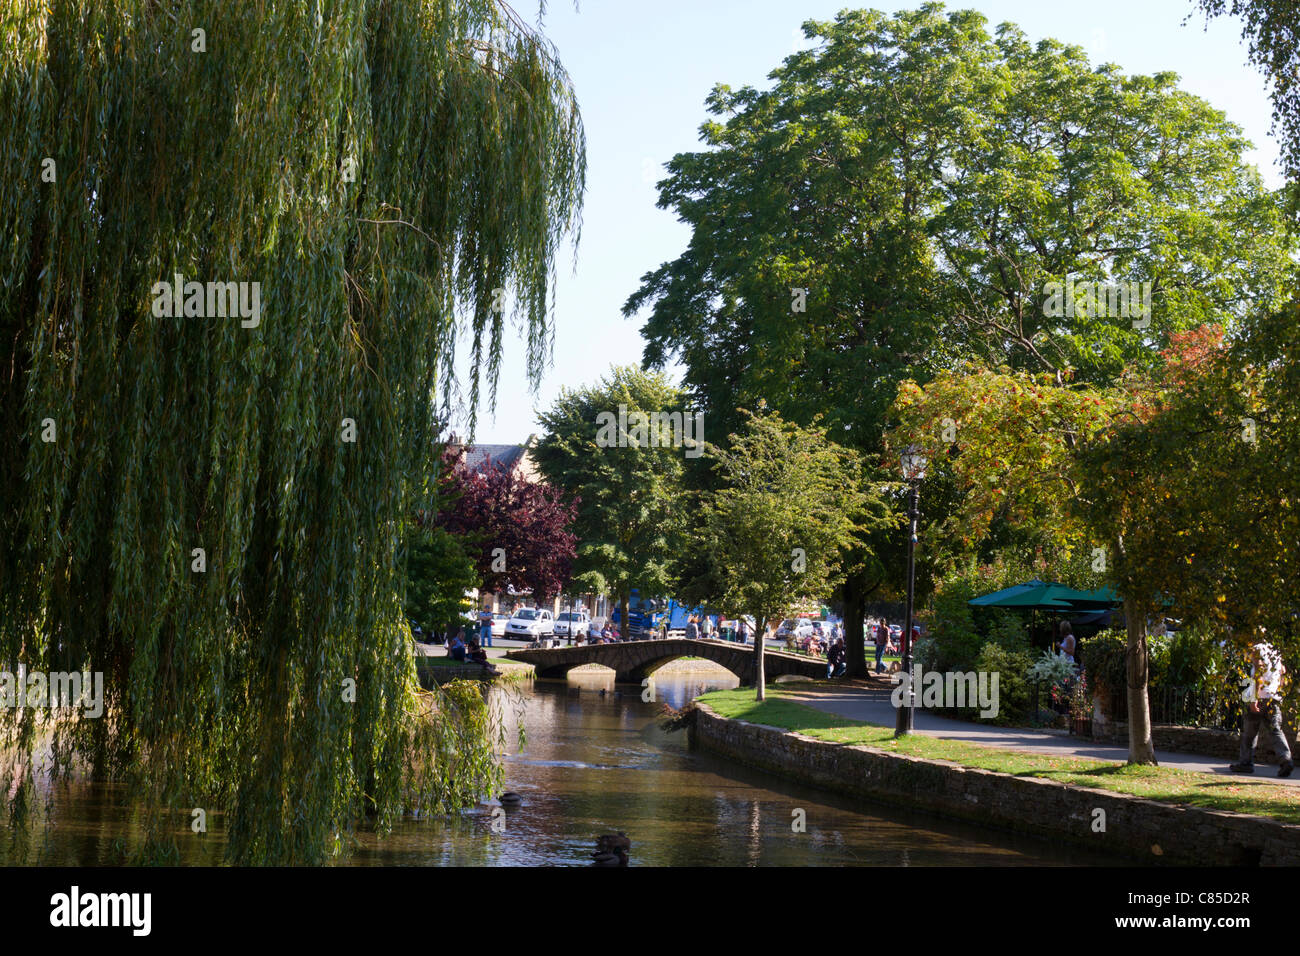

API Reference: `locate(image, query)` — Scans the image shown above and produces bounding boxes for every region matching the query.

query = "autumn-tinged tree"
[0,0,584,863]
[1079,318,1300,639]
[885,367,1172,762]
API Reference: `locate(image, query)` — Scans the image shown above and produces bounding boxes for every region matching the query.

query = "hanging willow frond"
[0,0,584,864]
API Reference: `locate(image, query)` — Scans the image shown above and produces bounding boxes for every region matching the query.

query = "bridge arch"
[504,638,827,685]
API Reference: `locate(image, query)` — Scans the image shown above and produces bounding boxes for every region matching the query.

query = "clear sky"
[453,0,1283,444]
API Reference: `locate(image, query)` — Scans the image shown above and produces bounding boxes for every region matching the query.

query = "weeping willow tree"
[0,0,584,863]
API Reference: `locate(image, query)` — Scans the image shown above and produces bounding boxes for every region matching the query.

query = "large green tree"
[624,3,1292,676]
[0,0,584,863]
[532,366,689,637]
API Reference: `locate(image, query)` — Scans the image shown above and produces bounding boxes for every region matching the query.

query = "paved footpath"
[779,683,1300,787]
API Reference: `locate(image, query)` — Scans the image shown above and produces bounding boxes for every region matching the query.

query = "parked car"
[776,618,815,639]
[490,612,510,638]
[505,608,554,640]
[554,611,589,641]
[811,621,836,642]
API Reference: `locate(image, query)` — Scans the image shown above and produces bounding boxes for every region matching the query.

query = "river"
[1,664,1130,866]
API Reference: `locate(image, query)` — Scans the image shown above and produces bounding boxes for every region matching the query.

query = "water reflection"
[1,663,1133,866]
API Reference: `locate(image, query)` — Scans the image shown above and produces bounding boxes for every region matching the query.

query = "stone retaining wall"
[1091,722,1292,764]
[1093,696,1299,763]
[692,702,1300,865]
[415,661,533,688]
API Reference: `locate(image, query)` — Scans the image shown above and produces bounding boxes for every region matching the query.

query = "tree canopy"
[532,366,690,634]
[433,448,578,602]
[693,410,871,700]
[0,0,584,863]
[627,5,1292,441]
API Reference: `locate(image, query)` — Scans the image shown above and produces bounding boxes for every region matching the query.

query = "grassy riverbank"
[698,688,1300,824]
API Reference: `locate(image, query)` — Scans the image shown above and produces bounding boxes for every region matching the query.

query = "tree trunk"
[753,611,766,701]
[843,573,868,678]
[619,592,630,641]
[1124,597,1157,765]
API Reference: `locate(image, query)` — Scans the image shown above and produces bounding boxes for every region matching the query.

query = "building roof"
[461,444,526,475]
[450,434,538,478]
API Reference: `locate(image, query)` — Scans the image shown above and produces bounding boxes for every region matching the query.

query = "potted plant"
[1028,648,1077,725]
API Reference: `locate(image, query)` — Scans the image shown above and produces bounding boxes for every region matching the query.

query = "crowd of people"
[579,622,623,644]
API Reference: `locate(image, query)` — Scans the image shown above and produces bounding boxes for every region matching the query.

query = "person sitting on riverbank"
[448,630,467,662]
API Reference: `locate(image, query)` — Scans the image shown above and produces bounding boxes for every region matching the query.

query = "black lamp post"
[895,446,927,737]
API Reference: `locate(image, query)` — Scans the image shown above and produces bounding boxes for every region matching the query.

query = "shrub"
[974,641,1036,726]
[925,561,1032,674]
[1158,622,1224,692]
[1080,629,1127,702]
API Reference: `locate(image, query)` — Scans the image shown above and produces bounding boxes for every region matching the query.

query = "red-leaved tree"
[432,450,578,601]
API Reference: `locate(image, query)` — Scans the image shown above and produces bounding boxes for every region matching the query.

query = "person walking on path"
[873,621,889,673]
[1231,635,1294,777]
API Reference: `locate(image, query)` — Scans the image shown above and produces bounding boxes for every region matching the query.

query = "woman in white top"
[1058,624,1076,663]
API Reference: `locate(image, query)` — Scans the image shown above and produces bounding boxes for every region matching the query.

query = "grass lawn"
[698,687,1300,825]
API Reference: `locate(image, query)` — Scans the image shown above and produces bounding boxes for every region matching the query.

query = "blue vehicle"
[610,592,711,638]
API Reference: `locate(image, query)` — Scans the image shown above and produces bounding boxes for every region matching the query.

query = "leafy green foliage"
[629,6,1291,436]
[973,642,1036,726]
[0,0,584,863]
[532,366,689,627]
[918,559,1030,673]
[1193,0,1300,180]
[690,410,876,698]
[1080,631,1129,702]
[404,524,479,634]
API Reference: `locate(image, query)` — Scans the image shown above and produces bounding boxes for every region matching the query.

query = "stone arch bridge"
[505,638,827,685]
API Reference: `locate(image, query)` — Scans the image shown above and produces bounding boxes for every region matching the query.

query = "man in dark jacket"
[827,638,847,678]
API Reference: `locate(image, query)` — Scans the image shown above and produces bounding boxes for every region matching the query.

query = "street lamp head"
[901,446,928,482]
